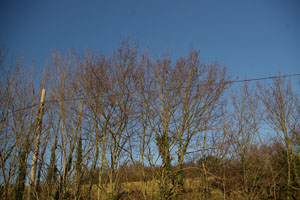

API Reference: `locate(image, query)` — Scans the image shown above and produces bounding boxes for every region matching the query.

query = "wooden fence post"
[28,88,46,200]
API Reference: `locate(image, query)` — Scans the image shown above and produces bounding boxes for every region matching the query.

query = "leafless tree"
[258,76,300,199]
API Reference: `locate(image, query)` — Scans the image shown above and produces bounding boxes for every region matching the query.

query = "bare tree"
[144,50,229,199]
[258,76,300,199]
[229,82,267,199]
[80,42,138,199]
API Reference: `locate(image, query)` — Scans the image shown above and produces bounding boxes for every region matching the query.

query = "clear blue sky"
[1,0,299,78]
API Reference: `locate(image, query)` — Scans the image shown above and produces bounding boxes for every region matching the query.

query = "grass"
[85,178,226,200]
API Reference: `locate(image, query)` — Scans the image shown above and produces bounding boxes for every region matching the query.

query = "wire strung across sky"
[225,73,300,84]
[3,73,300,115]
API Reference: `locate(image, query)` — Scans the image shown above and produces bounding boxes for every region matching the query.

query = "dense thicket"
[0,43,299,200]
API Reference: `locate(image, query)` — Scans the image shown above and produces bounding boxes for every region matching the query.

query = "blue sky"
[1,0,299,79]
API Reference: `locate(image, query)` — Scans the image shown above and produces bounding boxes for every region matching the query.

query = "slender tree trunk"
[47,122,59,198]
[98,127,106,200]
[16,134,31,200]
[87,143,99,200]
[74,103,83,200]
[286,141,291,200]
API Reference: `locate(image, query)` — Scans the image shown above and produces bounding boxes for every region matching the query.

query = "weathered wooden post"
[28,88,46,200]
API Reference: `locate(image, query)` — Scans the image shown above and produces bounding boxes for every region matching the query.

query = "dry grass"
[85,178,226,200]
[13,179,241,200]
